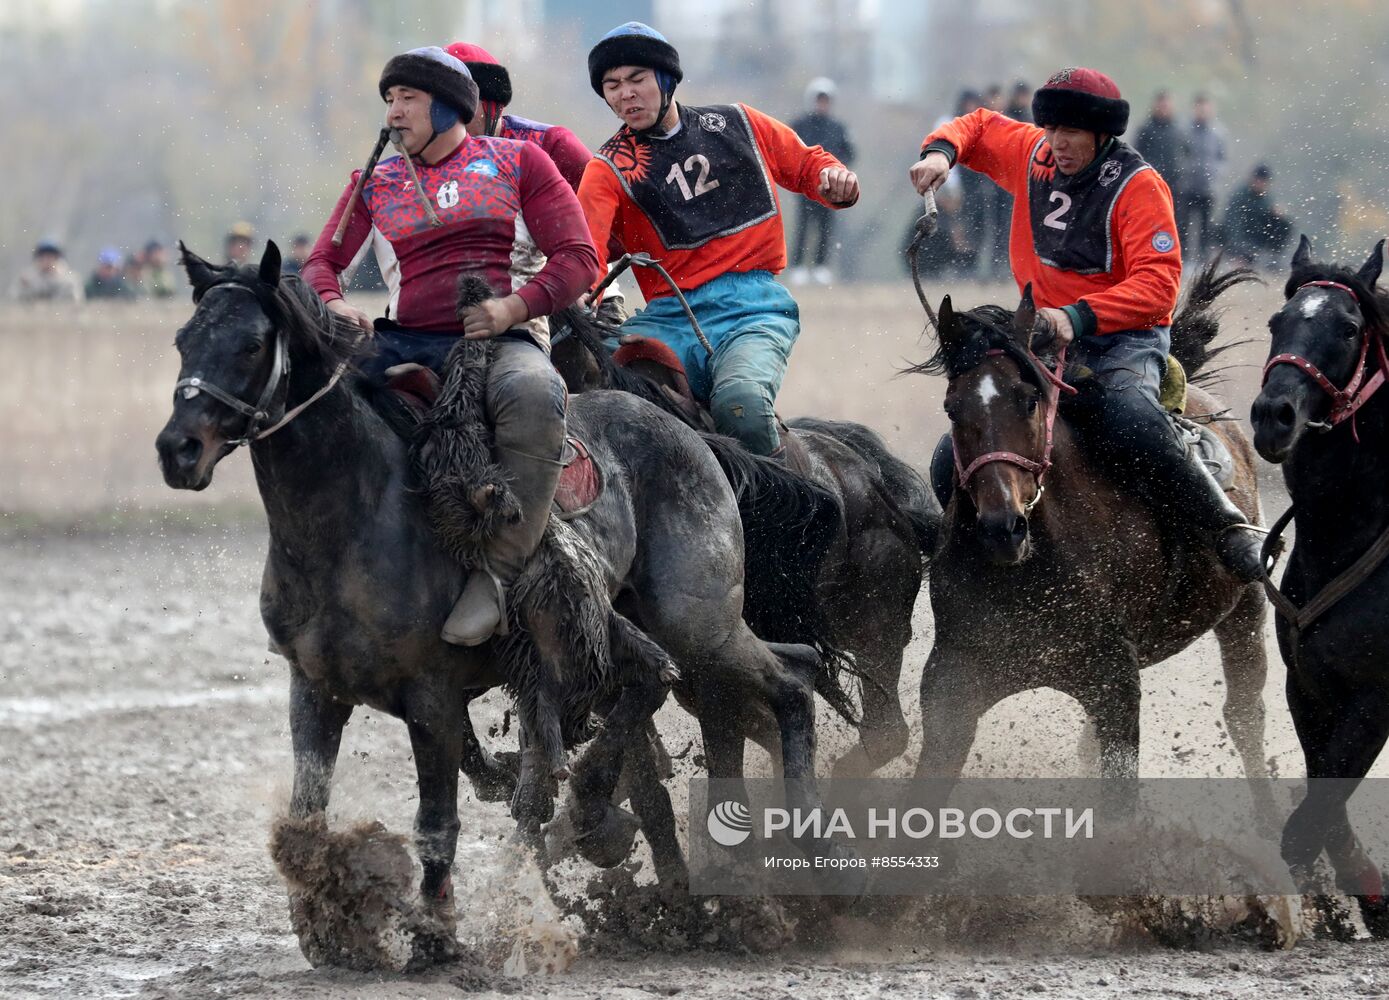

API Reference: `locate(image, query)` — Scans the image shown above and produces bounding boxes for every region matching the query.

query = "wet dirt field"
[4,283,1389,997]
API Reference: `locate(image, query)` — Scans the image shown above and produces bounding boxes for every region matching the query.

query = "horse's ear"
[1357,239,1385,289]
[1013,283,1037,345]
[1292,234,1313,270]
[937,295,962,354]
[259,240,282,289]
[179,241,220,299]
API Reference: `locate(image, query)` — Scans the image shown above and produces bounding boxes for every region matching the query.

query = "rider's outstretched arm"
[743,104,858,208]
[513,142,602,316]
[303,172,374,306]
[920,108,1039,198]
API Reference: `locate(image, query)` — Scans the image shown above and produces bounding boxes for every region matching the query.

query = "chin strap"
[634,90,677,140]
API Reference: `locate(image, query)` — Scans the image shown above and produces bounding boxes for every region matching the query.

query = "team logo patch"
[699,112,727,134]
[1152,230,1176,253]
[1099,160,1122,186]
[1047,67,1078,85]
[465,159,498,177]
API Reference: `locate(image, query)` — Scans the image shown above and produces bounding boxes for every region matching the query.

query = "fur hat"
[379,46,479,123]
[1031,67,1129,136]
[446,42,512,107]
[588,22,683,95]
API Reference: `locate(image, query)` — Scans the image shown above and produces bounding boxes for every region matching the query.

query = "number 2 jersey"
[302,134,599,344]
[921,108,1182,337]
[579,103,855,302]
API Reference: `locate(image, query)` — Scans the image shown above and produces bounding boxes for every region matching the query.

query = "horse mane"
[180,250,370,372]
[1286,259,1389,334]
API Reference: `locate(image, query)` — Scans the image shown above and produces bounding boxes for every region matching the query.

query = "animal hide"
[412,275,674,775]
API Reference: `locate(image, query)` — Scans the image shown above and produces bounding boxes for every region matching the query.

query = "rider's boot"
[441,445,564,646]
[1081,386,1264,583]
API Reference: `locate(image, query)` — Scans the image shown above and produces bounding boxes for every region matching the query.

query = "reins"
[1260,278,1389,645]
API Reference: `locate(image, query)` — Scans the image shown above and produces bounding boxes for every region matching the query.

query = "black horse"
[551,307,938,779]
[1251,236,1389,936]
[155,243,847,958]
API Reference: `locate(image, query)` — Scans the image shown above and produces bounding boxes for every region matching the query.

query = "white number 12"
[665,154,720,201]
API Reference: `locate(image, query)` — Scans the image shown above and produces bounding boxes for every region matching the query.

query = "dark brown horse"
[1250,236,1389,935]
[551,308,937,780]
[913,267,1275,827]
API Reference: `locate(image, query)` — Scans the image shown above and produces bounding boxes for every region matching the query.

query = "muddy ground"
[4,283,1389,997]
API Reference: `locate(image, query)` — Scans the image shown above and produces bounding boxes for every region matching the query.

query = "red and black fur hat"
[1031,67,1129,136]
[446,42,512,107]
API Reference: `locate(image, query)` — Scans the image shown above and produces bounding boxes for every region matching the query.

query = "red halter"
[954,345,1075,512]
[1261,280,1388,443]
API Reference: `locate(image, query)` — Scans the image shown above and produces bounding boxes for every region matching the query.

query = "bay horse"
[1250,236,1389,936]
[912,264,1276,828]
[155,243,845,956]
[550,307,938,780]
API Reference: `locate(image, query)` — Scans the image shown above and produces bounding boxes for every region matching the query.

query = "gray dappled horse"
[155,242,842,956]
[551,307,939,780]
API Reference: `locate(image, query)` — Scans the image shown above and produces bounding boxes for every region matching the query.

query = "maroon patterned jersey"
[304,134,599,337]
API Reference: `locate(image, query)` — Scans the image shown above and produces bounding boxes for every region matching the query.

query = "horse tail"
[787,416,941,556]
[1170,256,1260,383]
[699,432,860,725]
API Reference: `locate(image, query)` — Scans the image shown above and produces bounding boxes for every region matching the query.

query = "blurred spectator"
[1221,164,1293,270]
[1134,90,1182,202]
[1004,81,1032,122]
[974,83,1012,279]
[122,252,146,297]
[11,239,83,302]
[143,240,176,298]
[225,221,255,266]
[902,176,977,279]
[788,78,855,286]
[952,89,988,276]
[283,233,313,276]
[1178,94,1227,261]
[85,248,137,300]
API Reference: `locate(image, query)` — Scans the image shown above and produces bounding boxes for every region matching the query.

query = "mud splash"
[560,863,797,954]
[269,814,465,971]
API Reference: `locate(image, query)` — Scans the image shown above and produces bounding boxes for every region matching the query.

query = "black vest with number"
[1027,138,1151,275]
[595,104,779,251]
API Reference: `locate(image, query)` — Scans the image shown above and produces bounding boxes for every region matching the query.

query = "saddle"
[609,337,815,473]
[379,364,603,516]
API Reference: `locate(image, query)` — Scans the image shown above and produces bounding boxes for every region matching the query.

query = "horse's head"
[932,286,1054,564]
[156,241,289,490]
[1251,236,1386,463]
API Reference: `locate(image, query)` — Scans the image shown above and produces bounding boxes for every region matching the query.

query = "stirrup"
[441,567,508,646]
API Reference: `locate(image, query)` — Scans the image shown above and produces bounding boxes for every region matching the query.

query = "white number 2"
[1043,191,1071,230]
[665,154,720,201]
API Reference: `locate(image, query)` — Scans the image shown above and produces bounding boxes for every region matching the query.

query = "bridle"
[1261,279,1388,443]
[953,344,1075,514]
[173,283,351,450]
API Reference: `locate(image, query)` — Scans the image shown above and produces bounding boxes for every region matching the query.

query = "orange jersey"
[922,109,1181,335]
[580,103,854,302]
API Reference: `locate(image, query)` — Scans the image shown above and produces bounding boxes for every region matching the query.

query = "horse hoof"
[1358,895,1389,938]
[574,804,641,868]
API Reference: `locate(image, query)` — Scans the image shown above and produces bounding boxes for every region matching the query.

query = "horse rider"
[302,46,601,645]
[910,67,1265,582]
[352,41,625,320]
[578,21,860,458]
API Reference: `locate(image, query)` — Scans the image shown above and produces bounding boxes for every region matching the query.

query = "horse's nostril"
[1011,516,1028,541]
[177,437,202,464]
[1276,402,1296,429]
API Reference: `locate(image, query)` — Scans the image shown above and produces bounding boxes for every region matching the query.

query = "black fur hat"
[588,22,683,95]
[379,46,479,123]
